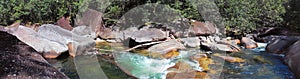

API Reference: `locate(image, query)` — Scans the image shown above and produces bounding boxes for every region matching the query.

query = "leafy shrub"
[0,0,82,25]
[216,0,287,33]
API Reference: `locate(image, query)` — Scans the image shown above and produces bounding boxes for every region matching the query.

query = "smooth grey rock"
[72,25,96,38]
[180,37,200,47]
[148,39,185,54]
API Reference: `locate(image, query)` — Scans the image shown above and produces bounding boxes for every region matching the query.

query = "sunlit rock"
[0,31,69,79]
[241,37,258,49]
[6,24,95,58]
[72,26,96,38]
[130,28,168,43]
[201,42,239,52]
[180,37,200,48]
[148,40,185,55]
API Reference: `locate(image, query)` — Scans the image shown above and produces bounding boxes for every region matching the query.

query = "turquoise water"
[47,43,295,79]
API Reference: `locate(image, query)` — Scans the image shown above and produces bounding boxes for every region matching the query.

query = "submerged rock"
[213,54,245,63]
[0,31,68,79]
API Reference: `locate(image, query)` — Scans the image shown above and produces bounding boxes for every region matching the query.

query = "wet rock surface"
[0,31,68,79]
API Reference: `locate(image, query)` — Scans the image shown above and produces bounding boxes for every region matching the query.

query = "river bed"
[46,43,295,79]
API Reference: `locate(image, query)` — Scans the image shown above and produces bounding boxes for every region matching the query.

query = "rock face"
[57,16,73,31]
[0,31,69,79]
[5,24,95,58]
[190,21,216,36]
[241,37,257,49]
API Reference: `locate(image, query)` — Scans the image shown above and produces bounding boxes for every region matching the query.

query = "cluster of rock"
[250,27,300,78]
[0,31,69,79]
[0,8,261,78]
[264,36,300,78]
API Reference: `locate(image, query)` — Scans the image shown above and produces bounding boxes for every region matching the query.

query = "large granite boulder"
[72,25,96,38]
[189,21,216,36]
[179,37,201,48]
[76,9,104,38]
[284,40,300,78]
[5,24,95,58]
[130,28,168,43]
[266,37,298,54]
[0,31,68,79]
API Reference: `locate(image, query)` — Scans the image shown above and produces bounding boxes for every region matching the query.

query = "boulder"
[148,40,185,54]
[180,37,201,48]
[241,37,258,49]
[38,24,96,57]
[130,28,168,43]
[72,26,96,38]
[76,9,104,38]
[266,37,298,54]
[284,40,300,78]
[6,24,95,58]
[189,21,216,36]
[57,16,73,31]
[0,31,69,79]
[201,42,239,53]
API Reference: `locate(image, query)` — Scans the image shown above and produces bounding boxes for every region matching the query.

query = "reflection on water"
[47,43,295,79]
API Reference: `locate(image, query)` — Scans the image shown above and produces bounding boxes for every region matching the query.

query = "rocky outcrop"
[4,24,95,58]
[0,31,68,79]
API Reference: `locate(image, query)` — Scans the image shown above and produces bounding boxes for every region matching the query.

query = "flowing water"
[47,43,295,79]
